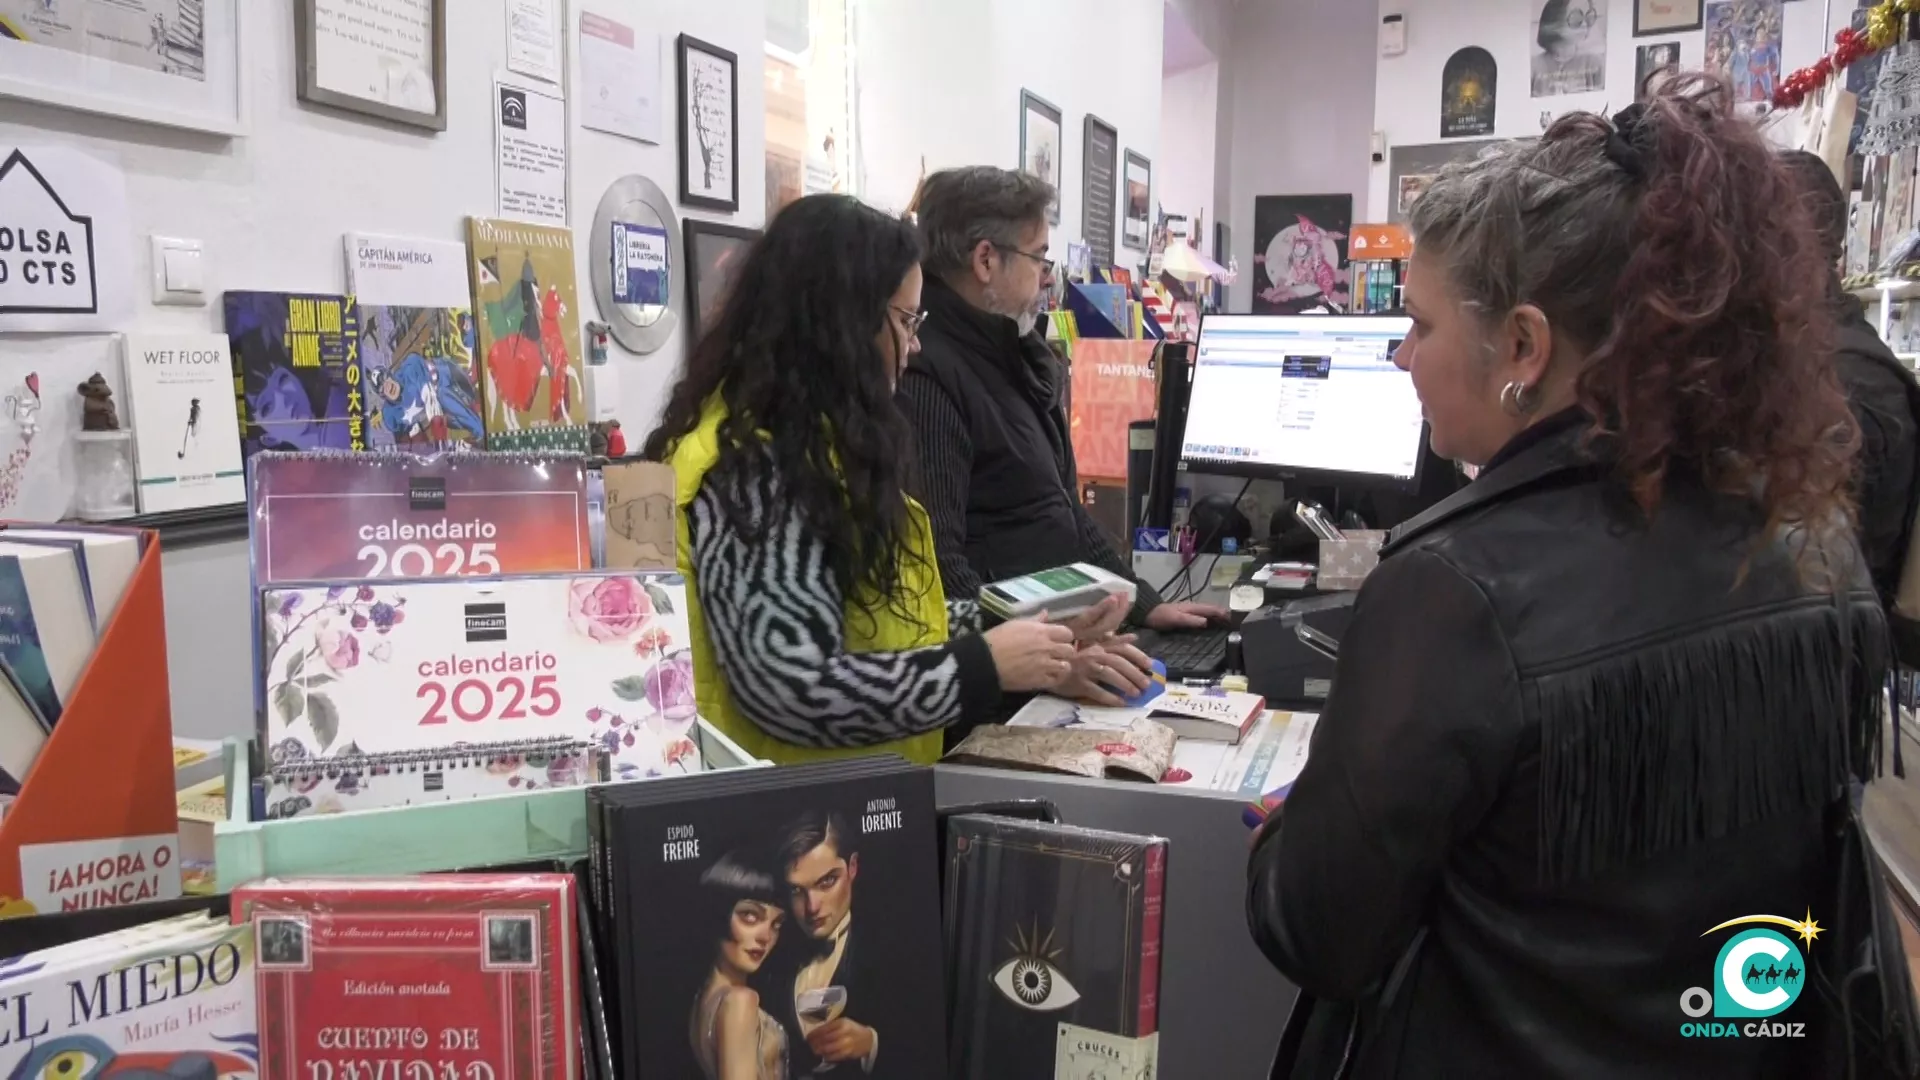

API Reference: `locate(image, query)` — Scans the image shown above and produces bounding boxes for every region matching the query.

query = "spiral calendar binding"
[265,735,606,820]
[269,735,595,779]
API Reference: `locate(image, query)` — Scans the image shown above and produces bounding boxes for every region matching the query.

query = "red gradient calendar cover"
[232,874,578,1080]
[249,452,591,585]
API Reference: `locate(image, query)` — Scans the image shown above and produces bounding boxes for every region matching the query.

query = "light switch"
[163,248,202,292]
[150,235,207,307]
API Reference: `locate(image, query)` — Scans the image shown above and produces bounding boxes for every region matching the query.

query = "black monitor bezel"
[1179,312,1429,494]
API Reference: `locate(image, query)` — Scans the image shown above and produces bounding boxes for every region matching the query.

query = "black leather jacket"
[1248,413,1887,1078]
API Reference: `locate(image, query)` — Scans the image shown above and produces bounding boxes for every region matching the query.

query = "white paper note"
[506,0,562,84]
[578,10,662,144]
[313,0,437,113]
[344,233,471,307]
[494,80,569,226]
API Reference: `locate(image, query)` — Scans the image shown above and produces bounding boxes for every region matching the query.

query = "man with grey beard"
[898,167,1223,743]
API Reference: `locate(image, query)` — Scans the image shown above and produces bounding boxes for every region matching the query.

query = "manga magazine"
[466,219,587,443]
[358,305,486,450]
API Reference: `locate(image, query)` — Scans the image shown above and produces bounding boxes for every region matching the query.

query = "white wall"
[854,0,1165,254]
[0,0,767,739]
[1221,0,1379,312]
[1160,62,1221,229]
[1368,0,1846,220]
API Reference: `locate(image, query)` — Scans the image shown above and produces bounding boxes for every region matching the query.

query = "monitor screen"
[1181,314,1425,486]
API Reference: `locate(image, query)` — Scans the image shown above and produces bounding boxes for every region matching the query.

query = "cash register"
[1137,312,1441,702]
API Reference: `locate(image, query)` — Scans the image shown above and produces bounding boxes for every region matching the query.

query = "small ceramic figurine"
[77,373,120,432]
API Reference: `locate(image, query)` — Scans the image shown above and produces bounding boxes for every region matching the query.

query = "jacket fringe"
[1535,600,1887,884]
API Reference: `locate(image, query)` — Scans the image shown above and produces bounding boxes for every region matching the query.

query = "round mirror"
[590,174,681,355]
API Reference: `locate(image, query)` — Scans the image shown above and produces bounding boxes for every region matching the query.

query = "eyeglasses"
[994,243,1053,270]
[1564,1,1598,28]
[890,305,929,338]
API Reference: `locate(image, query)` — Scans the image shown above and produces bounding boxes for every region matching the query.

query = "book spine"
[1138,841,1167,1036]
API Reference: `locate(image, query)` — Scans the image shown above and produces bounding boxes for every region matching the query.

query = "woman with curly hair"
[645,194,1079,765]
[1247,77,1895,1076]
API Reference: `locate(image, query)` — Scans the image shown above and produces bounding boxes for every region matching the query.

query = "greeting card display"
[260,572,700,782]
[232,874,579,1080]
[249,452,591,585]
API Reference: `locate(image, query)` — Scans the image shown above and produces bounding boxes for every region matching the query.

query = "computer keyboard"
[1139,627,1229,679]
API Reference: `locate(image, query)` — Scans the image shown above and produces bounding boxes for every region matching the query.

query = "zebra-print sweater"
[688,453,1003,750]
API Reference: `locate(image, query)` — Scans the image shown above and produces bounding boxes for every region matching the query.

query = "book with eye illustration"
[262,735,608,820]
[258,571,699,787]
[943,815,1167,1080]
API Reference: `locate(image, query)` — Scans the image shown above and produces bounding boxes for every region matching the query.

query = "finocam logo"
[1678,912,1820,1040]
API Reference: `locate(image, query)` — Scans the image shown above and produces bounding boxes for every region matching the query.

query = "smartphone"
[979,563,1137,622]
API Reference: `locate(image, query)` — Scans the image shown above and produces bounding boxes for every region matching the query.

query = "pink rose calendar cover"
[260,571,701,783]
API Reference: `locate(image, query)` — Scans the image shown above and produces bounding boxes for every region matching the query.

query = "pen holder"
[1317,531,1388,591]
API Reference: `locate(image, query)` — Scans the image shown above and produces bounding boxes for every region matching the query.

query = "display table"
[935,764,1296,1078]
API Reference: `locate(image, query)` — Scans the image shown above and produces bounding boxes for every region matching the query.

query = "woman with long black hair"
[646,194,1082,765]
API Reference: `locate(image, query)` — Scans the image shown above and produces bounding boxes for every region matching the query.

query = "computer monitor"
[1180,314,1426,491]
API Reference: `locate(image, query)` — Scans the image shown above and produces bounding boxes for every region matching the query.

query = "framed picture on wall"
[678,35,741,213]
[1634,0,1704,35]
[296,0,448,131]
[1122,151,1152,251]
[684,219,762,341]
[1082,115,1119,269]
[1019,90,1063,225]
[1252,195,1353,314]
[0,0,245,135]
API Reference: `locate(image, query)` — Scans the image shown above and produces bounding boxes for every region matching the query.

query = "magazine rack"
[0,531,177,917]
[214,717,764,886]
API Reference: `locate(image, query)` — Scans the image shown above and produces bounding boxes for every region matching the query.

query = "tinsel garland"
[1772,0,1918,110]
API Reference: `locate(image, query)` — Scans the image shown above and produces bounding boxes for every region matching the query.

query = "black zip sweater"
[896,277,1163,626]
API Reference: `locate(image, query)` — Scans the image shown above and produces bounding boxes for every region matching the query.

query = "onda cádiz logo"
[1679,911,1822,1040]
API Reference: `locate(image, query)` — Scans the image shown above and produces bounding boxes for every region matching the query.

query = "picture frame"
[295,0,448,131]
[678,35,741,214]
[684,219,762,341]
[1122,151,1152,252]
[0,0,246,136]
[1082,115,1119,271]
[1634,0,1704,36]
[1019,90,1064,225]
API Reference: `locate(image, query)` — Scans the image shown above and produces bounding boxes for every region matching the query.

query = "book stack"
[0,524,145,793]
[944,816,1167,1078]
[0,911,258,1077]
[246,452,703,819]
[587,757,950,1079]
[231,874,578,1080]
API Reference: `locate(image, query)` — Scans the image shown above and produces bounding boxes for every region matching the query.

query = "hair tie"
[1605,104,1654,183]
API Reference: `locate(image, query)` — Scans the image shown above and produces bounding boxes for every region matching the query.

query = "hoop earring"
[1500,380,1541,417]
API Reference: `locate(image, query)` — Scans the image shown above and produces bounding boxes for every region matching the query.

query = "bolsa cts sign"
[0,145,132,332]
